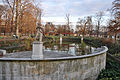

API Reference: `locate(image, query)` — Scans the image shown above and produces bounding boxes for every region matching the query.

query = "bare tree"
[3,0,42,37]
[112,0,120,19]
[0,5,6,24]
[108,0,120,41]
[0,5,7,16]
[76,18,85,37]
[108,19,120,40]
[2,0,16,35]
[86,16,93,36]
[0,5,8,35]
[95,11,104,37]
[76,16,92,38]
[65,13,71,33]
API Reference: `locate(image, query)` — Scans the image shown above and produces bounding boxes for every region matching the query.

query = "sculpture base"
[32,41,43,59]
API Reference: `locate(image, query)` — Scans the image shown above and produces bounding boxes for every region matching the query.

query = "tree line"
[0,0,42,37]
[0,0,119,40]
[76,0,120,40]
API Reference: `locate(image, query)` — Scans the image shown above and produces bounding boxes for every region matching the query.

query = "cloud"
[41,0,113,17]
[40,0,115,27]
[0,1,3,4]
[70,0,113,16]
[41,0,69,17]
[41,1,65,14]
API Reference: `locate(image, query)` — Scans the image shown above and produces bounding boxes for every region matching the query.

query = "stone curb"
[0,46,108,61]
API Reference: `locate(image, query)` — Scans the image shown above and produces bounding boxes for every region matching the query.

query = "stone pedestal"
[81,36,83,41]
[60,34,62,44]
[0,49,6,55]
[32,41,43,59]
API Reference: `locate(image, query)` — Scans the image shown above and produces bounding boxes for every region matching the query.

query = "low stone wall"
[0,47,108,80]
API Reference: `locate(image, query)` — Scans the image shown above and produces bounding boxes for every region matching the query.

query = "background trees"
[112,0,120,19]
[94,11,104,37]
[0,0,42,37]
[0,0,119,39]
[108,0,120,40]
[0,5,8,35]
[65,13,72,34]
[76,16,93,37]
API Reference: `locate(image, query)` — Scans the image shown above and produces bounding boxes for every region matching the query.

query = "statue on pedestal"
[32,23,44,59]
[35,23,43,42]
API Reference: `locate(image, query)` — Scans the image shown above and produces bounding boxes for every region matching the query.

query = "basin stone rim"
[0,46,108,61]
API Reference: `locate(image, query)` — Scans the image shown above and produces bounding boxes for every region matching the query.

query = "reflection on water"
[43,41,95,56]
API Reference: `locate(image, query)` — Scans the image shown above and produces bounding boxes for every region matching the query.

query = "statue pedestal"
[81,36,83,41]
[32,41,43,59]
[60,34,62,44]
[60,37,62,44]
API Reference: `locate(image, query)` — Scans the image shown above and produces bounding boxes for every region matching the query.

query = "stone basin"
[0,46,108,80]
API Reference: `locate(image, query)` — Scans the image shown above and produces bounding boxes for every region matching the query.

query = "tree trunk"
[11,15,14,36]
[15,0,19,38]
[0,15,1,35]
[97,21,100,37]
[115,34,117,41]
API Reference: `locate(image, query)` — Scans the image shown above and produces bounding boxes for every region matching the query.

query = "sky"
[0,0,3,4]
[0,0,114,27]
[39,0,114,26]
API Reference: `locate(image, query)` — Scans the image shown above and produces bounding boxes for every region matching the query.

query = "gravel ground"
[2,51,73,58]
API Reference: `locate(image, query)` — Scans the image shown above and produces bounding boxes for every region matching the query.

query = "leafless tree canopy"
[0,0,42,37]
[95,11,104,37]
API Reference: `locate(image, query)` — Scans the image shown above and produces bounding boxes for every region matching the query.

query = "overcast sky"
[0,0,114,26]
[40,0,114,24]
[41,0,113,17]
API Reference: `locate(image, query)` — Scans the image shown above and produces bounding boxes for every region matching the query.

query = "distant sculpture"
[36,23,43,42]
[60,34,62,44]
